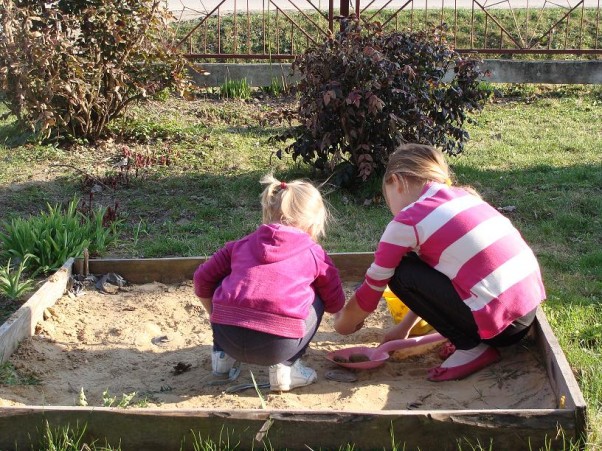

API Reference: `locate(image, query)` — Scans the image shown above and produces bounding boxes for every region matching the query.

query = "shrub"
[277,17,490,185]
[0,0,188,142]
[0,198,120,275]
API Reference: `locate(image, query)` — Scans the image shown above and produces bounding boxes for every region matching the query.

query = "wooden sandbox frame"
[0,253,587,450]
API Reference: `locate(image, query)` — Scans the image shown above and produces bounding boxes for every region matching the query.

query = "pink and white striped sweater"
[355,182,546,339]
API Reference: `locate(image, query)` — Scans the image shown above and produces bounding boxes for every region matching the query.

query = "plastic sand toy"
[383,287,433,336]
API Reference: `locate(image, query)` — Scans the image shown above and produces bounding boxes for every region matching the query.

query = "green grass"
[35,421,122,451]
[0,85,601,448]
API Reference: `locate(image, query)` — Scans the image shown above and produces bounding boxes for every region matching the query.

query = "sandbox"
[0,254,587,450]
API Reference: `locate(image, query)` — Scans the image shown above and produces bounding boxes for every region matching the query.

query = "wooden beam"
[0,258,73,364]
[74,256,207,284]
[535,307,588,446]
[0,406,580,450]
[75,252,375,285]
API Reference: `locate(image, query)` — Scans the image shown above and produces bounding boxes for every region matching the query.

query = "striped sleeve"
[355,219,416,311]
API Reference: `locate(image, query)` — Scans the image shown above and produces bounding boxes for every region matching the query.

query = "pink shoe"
[427,347,501,382]
[438,341,456,360]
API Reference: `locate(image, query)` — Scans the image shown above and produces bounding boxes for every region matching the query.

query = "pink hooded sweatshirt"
[194,223,345,338]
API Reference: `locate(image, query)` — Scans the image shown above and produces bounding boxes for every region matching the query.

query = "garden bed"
[0,254,587,450]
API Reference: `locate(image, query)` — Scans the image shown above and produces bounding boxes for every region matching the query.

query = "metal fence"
[168,0,602,59]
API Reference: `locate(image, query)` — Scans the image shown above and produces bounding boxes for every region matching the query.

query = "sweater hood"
[248,223,315,263]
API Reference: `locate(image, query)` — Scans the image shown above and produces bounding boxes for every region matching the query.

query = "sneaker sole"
[270,376,317,392]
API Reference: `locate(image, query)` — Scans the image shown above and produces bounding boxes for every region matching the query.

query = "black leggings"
[212,296,325,366]
[388,253,536,350]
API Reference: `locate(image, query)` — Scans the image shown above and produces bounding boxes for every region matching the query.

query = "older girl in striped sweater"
[334,144,545,381]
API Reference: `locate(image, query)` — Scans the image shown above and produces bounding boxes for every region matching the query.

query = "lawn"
[0,84,601,449]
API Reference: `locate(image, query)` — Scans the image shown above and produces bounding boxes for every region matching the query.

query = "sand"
[0,280,556,411]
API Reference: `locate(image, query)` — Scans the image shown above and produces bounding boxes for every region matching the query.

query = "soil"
[0,280,556,412]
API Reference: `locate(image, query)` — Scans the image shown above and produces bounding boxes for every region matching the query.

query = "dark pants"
[212,297,325,366]
[388,253,536,350]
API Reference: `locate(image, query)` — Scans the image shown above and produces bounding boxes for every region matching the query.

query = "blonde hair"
[259,174,329,240]
[383,143,481,198]
[383,143,451,191]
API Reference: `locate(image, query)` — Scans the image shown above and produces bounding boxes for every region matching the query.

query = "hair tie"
[445,178,452,186]
[280,181,287,190]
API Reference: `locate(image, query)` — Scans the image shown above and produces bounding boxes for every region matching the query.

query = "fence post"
[340,0,349,31]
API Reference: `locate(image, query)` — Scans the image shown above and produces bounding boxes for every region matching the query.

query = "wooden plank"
[330,252,374,282]
[0,258,73,364]
[74,256,207,284]
[535,307,588,445]
[0,406,578,450]
[75,252,375,285]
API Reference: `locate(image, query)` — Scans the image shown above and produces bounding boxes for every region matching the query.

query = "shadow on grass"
[1,160,600,256]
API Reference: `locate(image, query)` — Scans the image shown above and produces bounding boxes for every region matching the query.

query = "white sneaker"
[212,351,239,379]
[269,360,317,392]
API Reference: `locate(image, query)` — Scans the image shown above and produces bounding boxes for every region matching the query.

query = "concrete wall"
[189,60,602,87]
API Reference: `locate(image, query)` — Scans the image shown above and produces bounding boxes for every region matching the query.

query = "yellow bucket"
[383,287,433,336]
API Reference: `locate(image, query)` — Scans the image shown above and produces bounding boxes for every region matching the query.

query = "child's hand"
[381,311,421,343]
[198,297,213,315]
[333,295,370,335]
[382,324,411,343]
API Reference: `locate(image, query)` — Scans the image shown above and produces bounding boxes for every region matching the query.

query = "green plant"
[102,389,137,408]
[0,0,188,142]
[220,78,252,100]
[132,219,150,248]
[250,370,267,409]
[0,362,39,385]
[0,198,120,275]
[37,420,122,451]
[188,426,242,451]
[153,87,173,102]
[261,77,288,96]
[0,255,36,301]
[39,420,88,451]
[112,117,189,143]
[278,18,489,185]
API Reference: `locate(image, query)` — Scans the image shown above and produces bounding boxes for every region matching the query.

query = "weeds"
[220,78,251,100]
[261,77,288,96]
[112,117,189,143]
[36,420,122,451]
[0,362,39,385]
[101,389,137,408]
[250,370,267,410]
[188,426,242,451]
[0,255,36,301]
[39,420,88,451]
[132,219,150,248]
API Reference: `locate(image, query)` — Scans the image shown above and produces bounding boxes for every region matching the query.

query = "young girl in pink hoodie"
[194,174,345,391]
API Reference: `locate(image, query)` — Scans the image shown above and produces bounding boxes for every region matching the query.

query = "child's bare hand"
[381,311,421,344]
[381,325,410,344]
[333,294,370,335]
